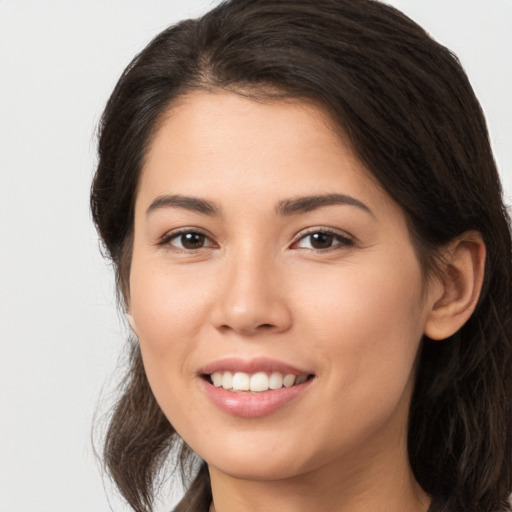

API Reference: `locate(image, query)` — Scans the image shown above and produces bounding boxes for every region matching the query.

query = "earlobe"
[126,312,139,336]
[424,231,486,341]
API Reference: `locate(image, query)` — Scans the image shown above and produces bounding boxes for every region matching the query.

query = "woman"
[90,0,512,511]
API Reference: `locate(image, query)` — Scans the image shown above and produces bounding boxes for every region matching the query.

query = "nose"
[210,251,292,337]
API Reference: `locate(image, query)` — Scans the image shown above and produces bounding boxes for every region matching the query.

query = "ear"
[424,231,486,340]
[126,312,139,336]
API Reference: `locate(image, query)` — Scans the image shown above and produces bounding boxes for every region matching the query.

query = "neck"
[208,435,430,512]
[209,472,429,512]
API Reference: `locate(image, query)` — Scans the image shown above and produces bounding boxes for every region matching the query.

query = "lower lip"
[199,377,314,418]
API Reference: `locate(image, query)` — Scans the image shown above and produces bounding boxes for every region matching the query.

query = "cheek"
[129,263,212,355]
[295,255,426,394]
[283,260,426,460]
[127,260,217,423]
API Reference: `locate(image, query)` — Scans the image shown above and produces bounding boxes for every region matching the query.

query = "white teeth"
[221,371,233,389]
[268,372,283,389]
[295,375,308,385]
[232,372,250,391]
[211,372,223,387]
[209,370,309,392]
[283,374,296,387]
[249,372,269,392]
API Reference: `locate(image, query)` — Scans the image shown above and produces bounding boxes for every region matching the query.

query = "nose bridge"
[211,240,291,335]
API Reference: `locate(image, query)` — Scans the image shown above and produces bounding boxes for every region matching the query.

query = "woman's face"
[129,91,439,482]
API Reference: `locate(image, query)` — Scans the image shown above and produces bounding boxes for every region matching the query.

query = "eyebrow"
[277,193,374,217]
[145,193,374,218]
[146,194,220,216]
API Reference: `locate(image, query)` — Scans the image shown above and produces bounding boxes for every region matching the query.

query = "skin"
[128,91,483,512]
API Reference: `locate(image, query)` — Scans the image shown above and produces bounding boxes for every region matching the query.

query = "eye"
[160,230,216,250]
[293,229,354,251]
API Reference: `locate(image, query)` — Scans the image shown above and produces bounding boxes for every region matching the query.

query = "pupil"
[181,233,204,249]
[311,232,333,249]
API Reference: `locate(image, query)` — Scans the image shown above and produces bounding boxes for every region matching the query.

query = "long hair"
[90,1,512,511]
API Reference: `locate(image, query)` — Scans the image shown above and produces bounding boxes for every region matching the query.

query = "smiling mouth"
[203,371,315,392]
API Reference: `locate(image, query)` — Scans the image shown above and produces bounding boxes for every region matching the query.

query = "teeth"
[209,371,309,392]
[250,372,268,392]
[283,374,296,387]
[211,372,223,387]
[221,371,233,390]
[295,375,308,385]
[268,372,283,389]
[232,372,250,391]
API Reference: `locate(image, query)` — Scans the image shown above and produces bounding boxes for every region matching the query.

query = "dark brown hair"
[91,1,512,511]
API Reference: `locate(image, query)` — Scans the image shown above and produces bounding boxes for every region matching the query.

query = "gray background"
[1,1,511,511]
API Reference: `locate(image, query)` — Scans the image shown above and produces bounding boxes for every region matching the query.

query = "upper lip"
[199,357,313,376]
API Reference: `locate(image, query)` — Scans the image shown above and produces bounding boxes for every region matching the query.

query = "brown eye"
[180,232,206,249]
[294,230,353,251]
[164,231,214,250]
[309,232,334,249]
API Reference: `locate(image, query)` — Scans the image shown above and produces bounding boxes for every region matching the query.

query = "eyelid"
[155,226,354,252]
[157,227,218,250]
[291,226,355,250]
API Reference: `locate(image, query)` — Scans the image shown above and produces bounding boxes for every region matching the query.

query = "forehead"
[137,91,388,214]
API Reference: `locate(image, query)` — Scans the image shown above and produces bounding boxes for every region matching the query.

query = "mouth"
[198,358,316,417]
[202,371,314,392]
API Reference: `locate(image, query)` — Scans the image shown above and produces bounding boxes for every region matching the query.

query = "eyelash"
[291,228,354,251]
[157,229,216,251]
[157,227,354,252]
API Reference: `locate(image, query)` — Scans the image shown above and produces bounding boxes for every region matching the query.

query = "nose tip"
[210,263,292,337]
[219,306,290,336]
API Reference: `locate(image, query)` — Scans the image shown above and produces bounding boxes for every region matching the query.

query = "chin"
[192,429,324,482]
[207,451,308,482]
